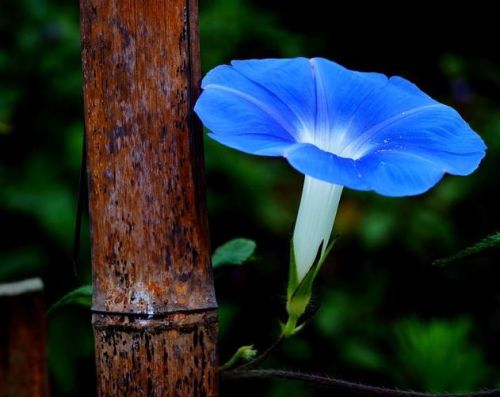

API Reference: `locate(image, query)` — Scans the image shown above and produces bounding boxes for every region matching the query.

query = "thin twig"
[223,369,500,397]
[72,132,87,277]
[226,309,321,372]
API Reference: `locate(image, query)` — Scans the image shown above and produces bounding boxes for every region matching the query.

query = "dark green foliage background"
[1,1,500,395]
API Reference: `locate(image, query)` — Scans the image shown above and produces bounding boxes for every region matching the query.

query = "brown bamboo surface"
[79,0,217,395]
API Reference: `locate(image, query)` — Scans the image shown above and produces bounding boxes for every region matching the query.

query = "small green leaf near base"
[48,284,92,314]
[212,238,256,268]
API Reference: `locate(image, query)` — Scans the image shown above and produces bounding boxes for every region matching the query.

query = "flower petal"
[284,143,370,191]
[230,58,316,135]
[195,66,294,143]
[285,142,478,196]
[196,59,318,144]
[337,75,486,163]
[208,132,295,156]
[309,59,485,166]
[361,105,486,176]
[307,58,388,154]
[357,151,445,196]
[337,75,440,156]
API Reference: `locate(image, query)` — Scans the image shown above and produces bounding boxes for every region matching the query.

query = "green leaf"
[433,231,500,266]
[212,238,256,268]
[48,285,92,314]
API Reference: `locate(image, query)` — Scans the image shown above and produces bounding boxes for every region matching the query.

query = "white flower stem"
[293,176,343,282]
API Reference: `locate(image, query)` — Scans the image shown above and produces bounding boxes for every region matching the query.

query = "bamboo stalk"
[78,0,218,395]
[0,278,48,397]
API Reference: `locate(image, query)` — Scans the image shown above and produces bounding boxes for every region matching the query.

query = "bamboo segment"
[93,311,217,396]
[0,278,48,397]
[79,0,217,395]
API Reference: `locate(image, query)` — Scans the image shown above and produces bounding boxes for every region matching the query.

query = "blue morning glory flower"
[195,58,486,282]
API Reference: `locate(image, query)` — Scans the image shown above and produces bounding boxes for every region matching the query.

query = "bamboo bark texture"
[79,0,217,395]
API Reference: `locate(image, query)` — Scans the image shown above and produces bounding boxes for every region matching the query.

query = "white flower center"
[298,127,367,160]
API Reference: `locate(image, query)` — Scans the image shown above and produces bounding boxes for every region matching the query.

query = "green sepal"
[287,242,300,301]
[219,345,258,371]
[281,314,304,338]
[286,235,338,324]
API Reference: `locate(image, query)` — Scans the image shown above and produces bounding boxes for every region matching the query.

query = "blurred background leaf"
[393,317,490,393]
